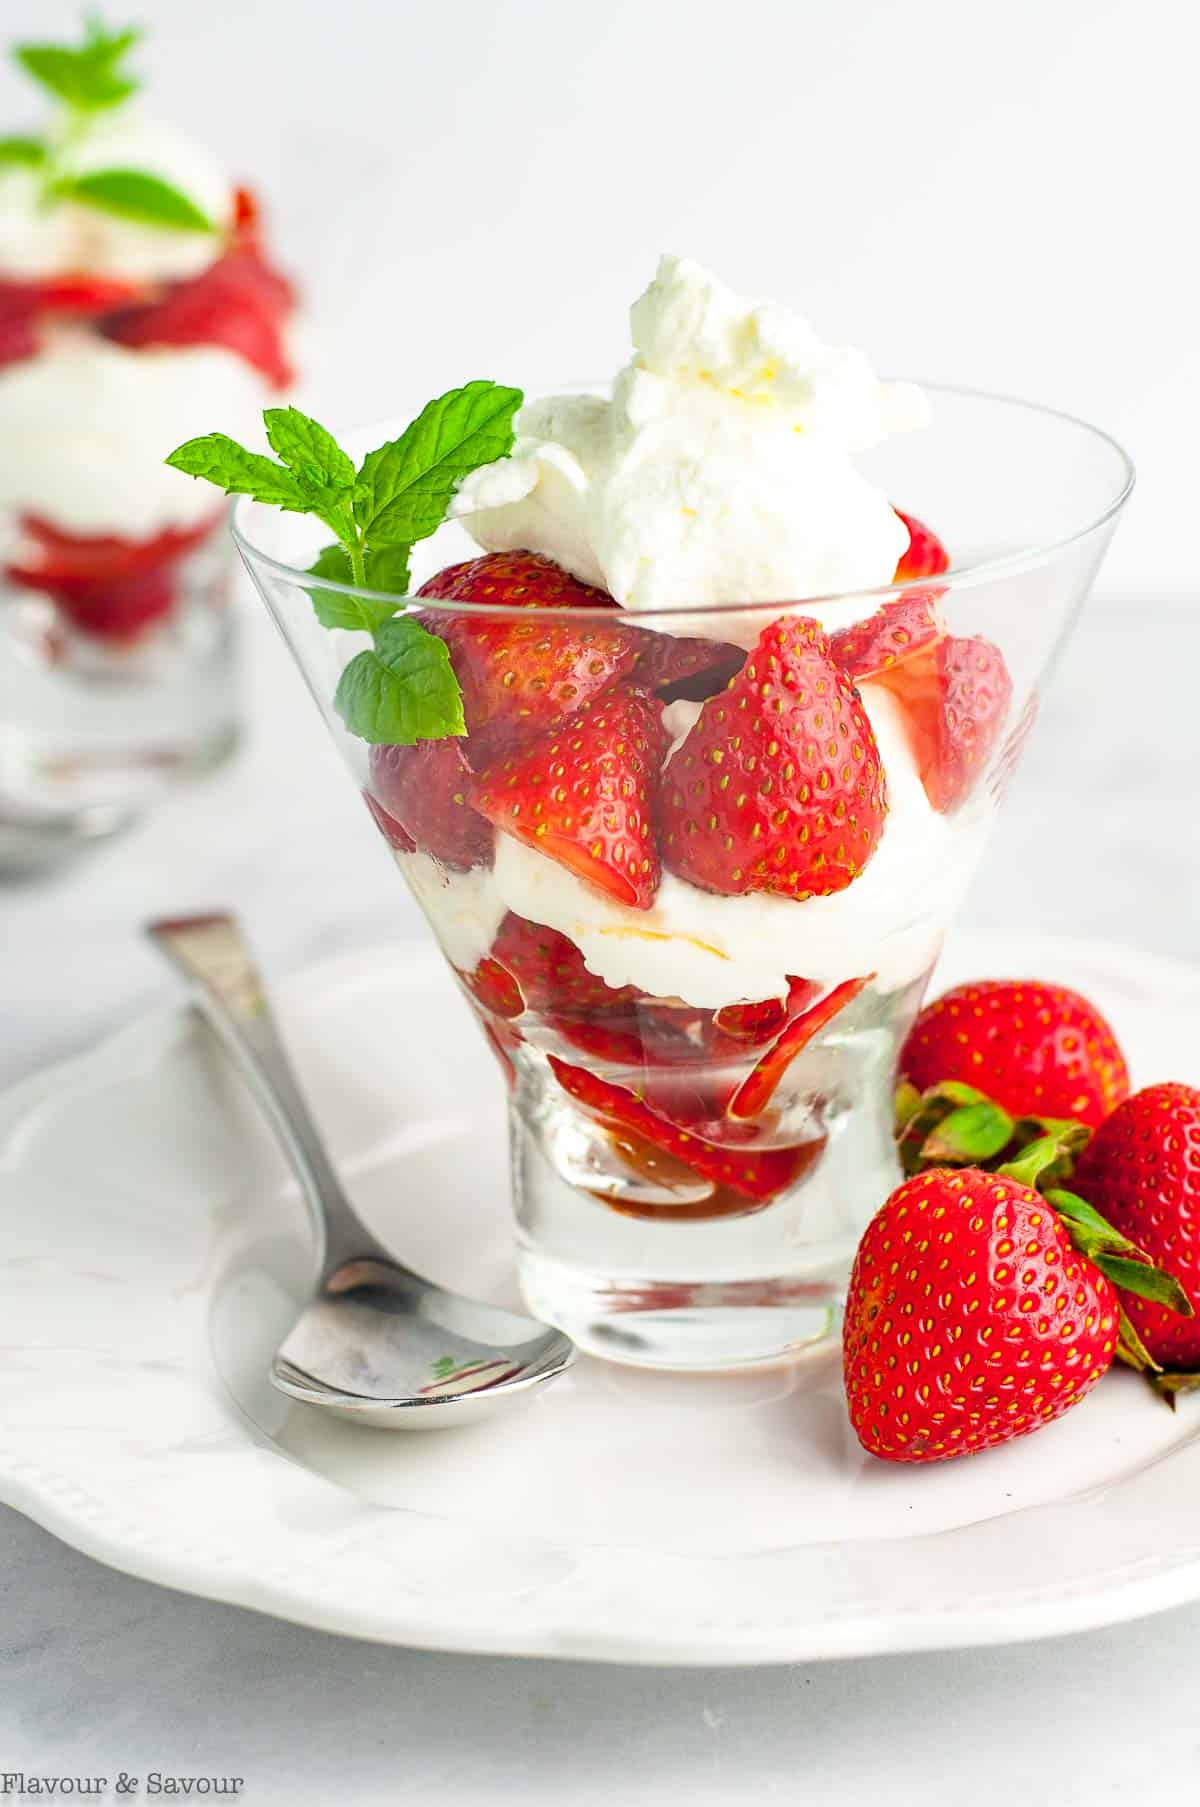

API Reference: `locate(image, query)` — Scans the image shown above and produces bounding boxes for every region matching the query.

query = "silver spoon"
[147,912,574,1429]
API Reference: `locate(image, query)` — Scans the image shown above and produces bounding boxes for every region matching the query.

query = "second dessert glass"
[236,385,1131,1369]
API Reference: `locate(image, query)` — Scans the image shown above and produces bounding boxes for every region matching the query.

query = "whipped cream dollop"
[0,331,271,542]
[450,255,928,644]
[0,110,233,285]
[400,690,994,1011]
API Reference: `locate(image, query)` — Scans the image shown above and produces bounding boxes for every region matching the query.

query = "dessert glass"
[0,510,236,868]
[235,386,1132,1369]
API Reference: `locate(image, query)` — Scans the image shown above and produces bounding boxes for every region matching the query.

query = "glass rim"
[230,379,1135,623]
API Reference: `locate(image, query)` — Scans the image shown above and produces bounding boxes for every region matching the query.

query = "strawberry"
[727,975,871,1119]
[711,988,809,1048]
[418,552,637,764]
[362,791,415,853]
[6,515,217,641]
[0,272,144,322]
[548,1054,818,1206]
[661,615,888,900]
[844,1168,1120,1461]
[828,591,944,683]
[102,245,294,387]
[486,913,643,1016]
[460,957,524,1020]
[1073,1084,1200,1374]
[893,508,950,581]
[0,306,37,370]
[899,980,1130,1130]
[368,739,492,871]
[875,634,1012,812]
[474,685,667,908]
[419,550,616,613]
[628,630,745,699]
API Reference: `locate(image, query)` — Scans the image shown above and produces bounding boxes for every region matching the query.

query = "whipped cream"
[0,111,232,286]
[0,330,272,541]
[400,689,993,1011]
[450,255,928,645]
[396,847,506,974]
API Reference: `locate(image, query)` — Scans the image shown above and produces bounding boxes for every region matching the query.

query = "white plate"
[2,933,1199,1666]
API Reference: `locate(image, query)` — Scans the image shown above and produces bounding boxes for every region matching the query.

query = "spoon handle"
[146,912,393,1276]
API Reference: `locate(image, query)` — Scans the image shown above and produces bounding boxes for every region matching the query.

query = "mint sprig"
[15,21,140,113]
[9,18,215,235]
[166,382,523,745]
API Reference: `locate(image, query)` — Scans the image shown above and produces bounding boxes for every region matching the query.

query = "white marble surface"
[1,591,1199,1804]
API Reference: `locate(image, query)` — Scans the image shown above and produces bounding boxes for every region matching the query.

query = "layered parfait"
[171,255,1015,1358]
[0,17,294,855]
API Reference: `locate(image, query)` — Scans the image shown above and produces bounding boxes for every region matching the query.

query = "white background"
[3,2,1200,1802]
[2,0,1196,605]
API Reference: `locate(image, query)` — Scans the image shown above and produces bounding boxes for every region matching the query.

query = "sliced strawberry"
[828,591,944,683]
[102,246,294,388]
[628,630,745,699]
[419,551,616,612]
[0,306,37,370]
[418,552,637,764]
[548,1055,818,1204]
[460,957,523,1019]
[0,272,145,321]
[474,685,667,908]
[488,913,643,1015]
[711,979,818,1049]
[661,615,888,900]
[874,634,1012,812]
[6,515,217,641]
[362,791,415,853]
[550,1014,651,1067]
[369,739,492,871]
[727,975,871,1119]
[893,508,950,581]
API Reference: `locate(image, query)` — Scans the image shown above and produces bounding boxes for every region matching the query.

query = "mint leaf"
[307,543,409,634]
[0,136,46,168]
[334,616,465,744]
[15,22,141,113]
[61,168,214,232]
[263,406,358,541]
[265,407,357,495]
[166,434,312,511]
[353,380,522,546]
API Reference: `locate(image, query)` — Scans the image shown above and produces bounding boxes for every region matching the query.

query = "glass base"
[509,1090,899,1371]
[0,589,239,874]
[518,1246,841,1369]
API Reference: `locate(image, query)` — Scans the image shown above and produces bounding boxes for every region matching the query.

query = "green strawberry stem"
[1039,1188,1193,1317]
[1115,1308,1162,1376]
[892,1078,1196,1396]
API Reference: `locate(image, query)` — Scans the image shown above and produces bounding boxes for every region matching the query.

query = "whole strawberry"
[1073,1084,1200,1374]
[661,615,888,900]
[900,979,1130,1130]
[844,1168,1119,1462]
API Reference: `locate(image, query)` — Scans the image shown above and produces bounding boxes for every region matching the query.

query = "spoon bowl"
[148,912,575,1429]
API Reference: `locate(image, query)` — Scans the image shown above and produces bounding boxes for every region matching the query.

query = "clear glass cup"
[235,385,1132,1369]
[0,509,238,869]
